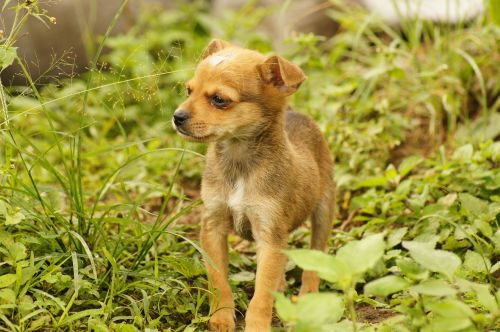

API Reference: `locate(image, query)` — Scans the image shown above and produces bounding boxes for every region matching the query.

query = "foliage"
[0,0,499,331]
[278,142,500,331]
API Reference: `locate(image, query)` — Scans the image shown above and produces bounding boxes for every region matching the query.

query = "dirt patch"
[356,304,396,324]
[390,116,444,165]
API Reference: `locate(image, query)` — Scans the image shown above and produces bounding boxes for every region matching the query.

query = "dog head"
[172,39,306,142]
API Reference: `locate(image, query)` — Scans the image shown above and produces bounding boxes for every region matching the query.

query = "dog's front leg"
[200,211,235,332]
[245,236,287,332]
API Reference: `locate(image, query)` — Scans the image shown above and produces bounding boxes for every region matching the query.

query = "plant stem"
[346,285,358,332]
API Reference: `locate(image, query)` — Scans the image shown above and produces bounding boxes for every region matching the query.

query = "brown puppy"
[172,39,334,332]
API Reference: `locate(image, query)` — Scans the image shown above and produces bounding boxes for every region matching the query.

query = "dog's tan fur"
[173,39,335,332]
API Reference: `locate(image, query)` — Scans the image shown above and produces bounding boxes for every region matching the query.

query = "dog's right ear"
[257,55,306,96]
[202,39,233,59]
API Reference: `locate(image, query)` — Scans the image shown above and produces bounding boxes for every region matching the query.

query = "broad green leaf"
[456,279,498,313]
[396,258,429,280]
[8,242,27,263]
[452,144,473,162]
[5,210,24,225]
[439,193,457,207]
[424,299,473,331]
[0,274,17,288]
[336,233,385,276]
[0,288,16,303]
[459,193,488,218]
[163,256,204,278]
[0,46,17,70]
[364,275,410,297]
[403,241,461,279]
[230,270,255,283]
[395,179,412,197]
[274,293,297,322]
[385,164,398,181]
[473,219,492,237]
[426,298,473,317]
[285,249,347,283]
[473,284,498,313]
[463,250,491,273]
[275,292,344,330]
[19,294,34,317]
[424,317,472,332]
[398,156,423,178]
[410,279,457,296]
[296,293,344,326]
[356,176,388,188]
[387,227,408,248]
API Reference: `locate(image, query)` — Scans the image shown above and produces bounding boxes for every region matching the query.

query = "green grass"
[0,0,499,331]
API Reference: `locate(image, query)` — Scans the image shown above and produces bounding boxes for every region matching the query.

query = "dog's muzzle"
[172,109,190,127]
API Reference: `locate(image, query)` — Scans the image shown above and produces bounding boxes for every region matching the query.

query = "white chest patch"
[208,52,234,67]
[228,178,245,210]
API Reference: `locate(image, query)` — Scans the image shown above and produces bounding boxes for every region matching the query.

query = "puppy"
[172,39,334,332]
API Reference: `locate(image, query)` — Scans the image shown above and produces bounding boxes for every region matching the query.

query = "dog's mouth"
[175,126,215,142]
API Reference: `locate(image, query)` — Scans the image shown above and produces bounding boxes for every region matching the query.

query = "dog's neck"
[213,109,289,184]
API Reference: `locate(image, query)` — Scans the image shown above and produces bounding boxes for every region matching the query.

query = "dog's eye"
[186,87,192,96]
[210,94,230,108]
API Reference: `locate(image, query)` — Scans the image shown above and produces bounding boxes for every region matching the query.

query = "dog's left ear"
[257,55,306,96]
[202,39,233,59]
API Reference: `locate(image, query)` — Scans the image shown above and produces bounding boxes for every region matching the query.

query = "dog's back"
[285,110,333,194]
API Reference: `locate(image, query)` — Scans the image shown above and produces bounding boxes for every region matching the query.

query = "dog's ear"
[202,39,233,59]
[257,55,306,96]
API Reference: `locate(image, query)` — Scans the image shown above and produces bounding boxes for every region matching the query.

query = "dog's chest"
[227,178,253,239]
[228,178,246,211]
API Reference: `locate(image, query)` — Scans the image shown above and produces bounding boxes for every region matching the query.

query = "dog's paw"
[208,309,235,332]
[244,304,272,332]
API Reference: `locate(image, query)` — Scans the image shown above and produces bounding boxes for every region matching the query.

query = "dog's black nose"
[173,110,190,126]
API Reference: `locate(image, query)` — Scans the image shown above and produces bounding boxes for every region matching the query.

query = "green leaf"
[473,219,492,237]
[410,279,457,296]
[230,270,255,283]
[396,258,429,280]
[385,164,398,181]
[403,241,461,279]
[426,298,473,317]
[336,233,386,276]
[425,299,473,331]
[387,227,408,248]
[459,193,488,218]
[456,279,498,313]
[274,293,297,322]
[463,250,491,273]
[356,176,388,188]
[8,242,27,263]
[0,46,17,70]
[0,274,17,288]
[0,288,16,303]
[452,144,473,162]
[398,156,423,178]
[275,292,344,329]
[285,249,348,283]
[425,316,472,332]
[364,275,410,297]
[5,210,24,225]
